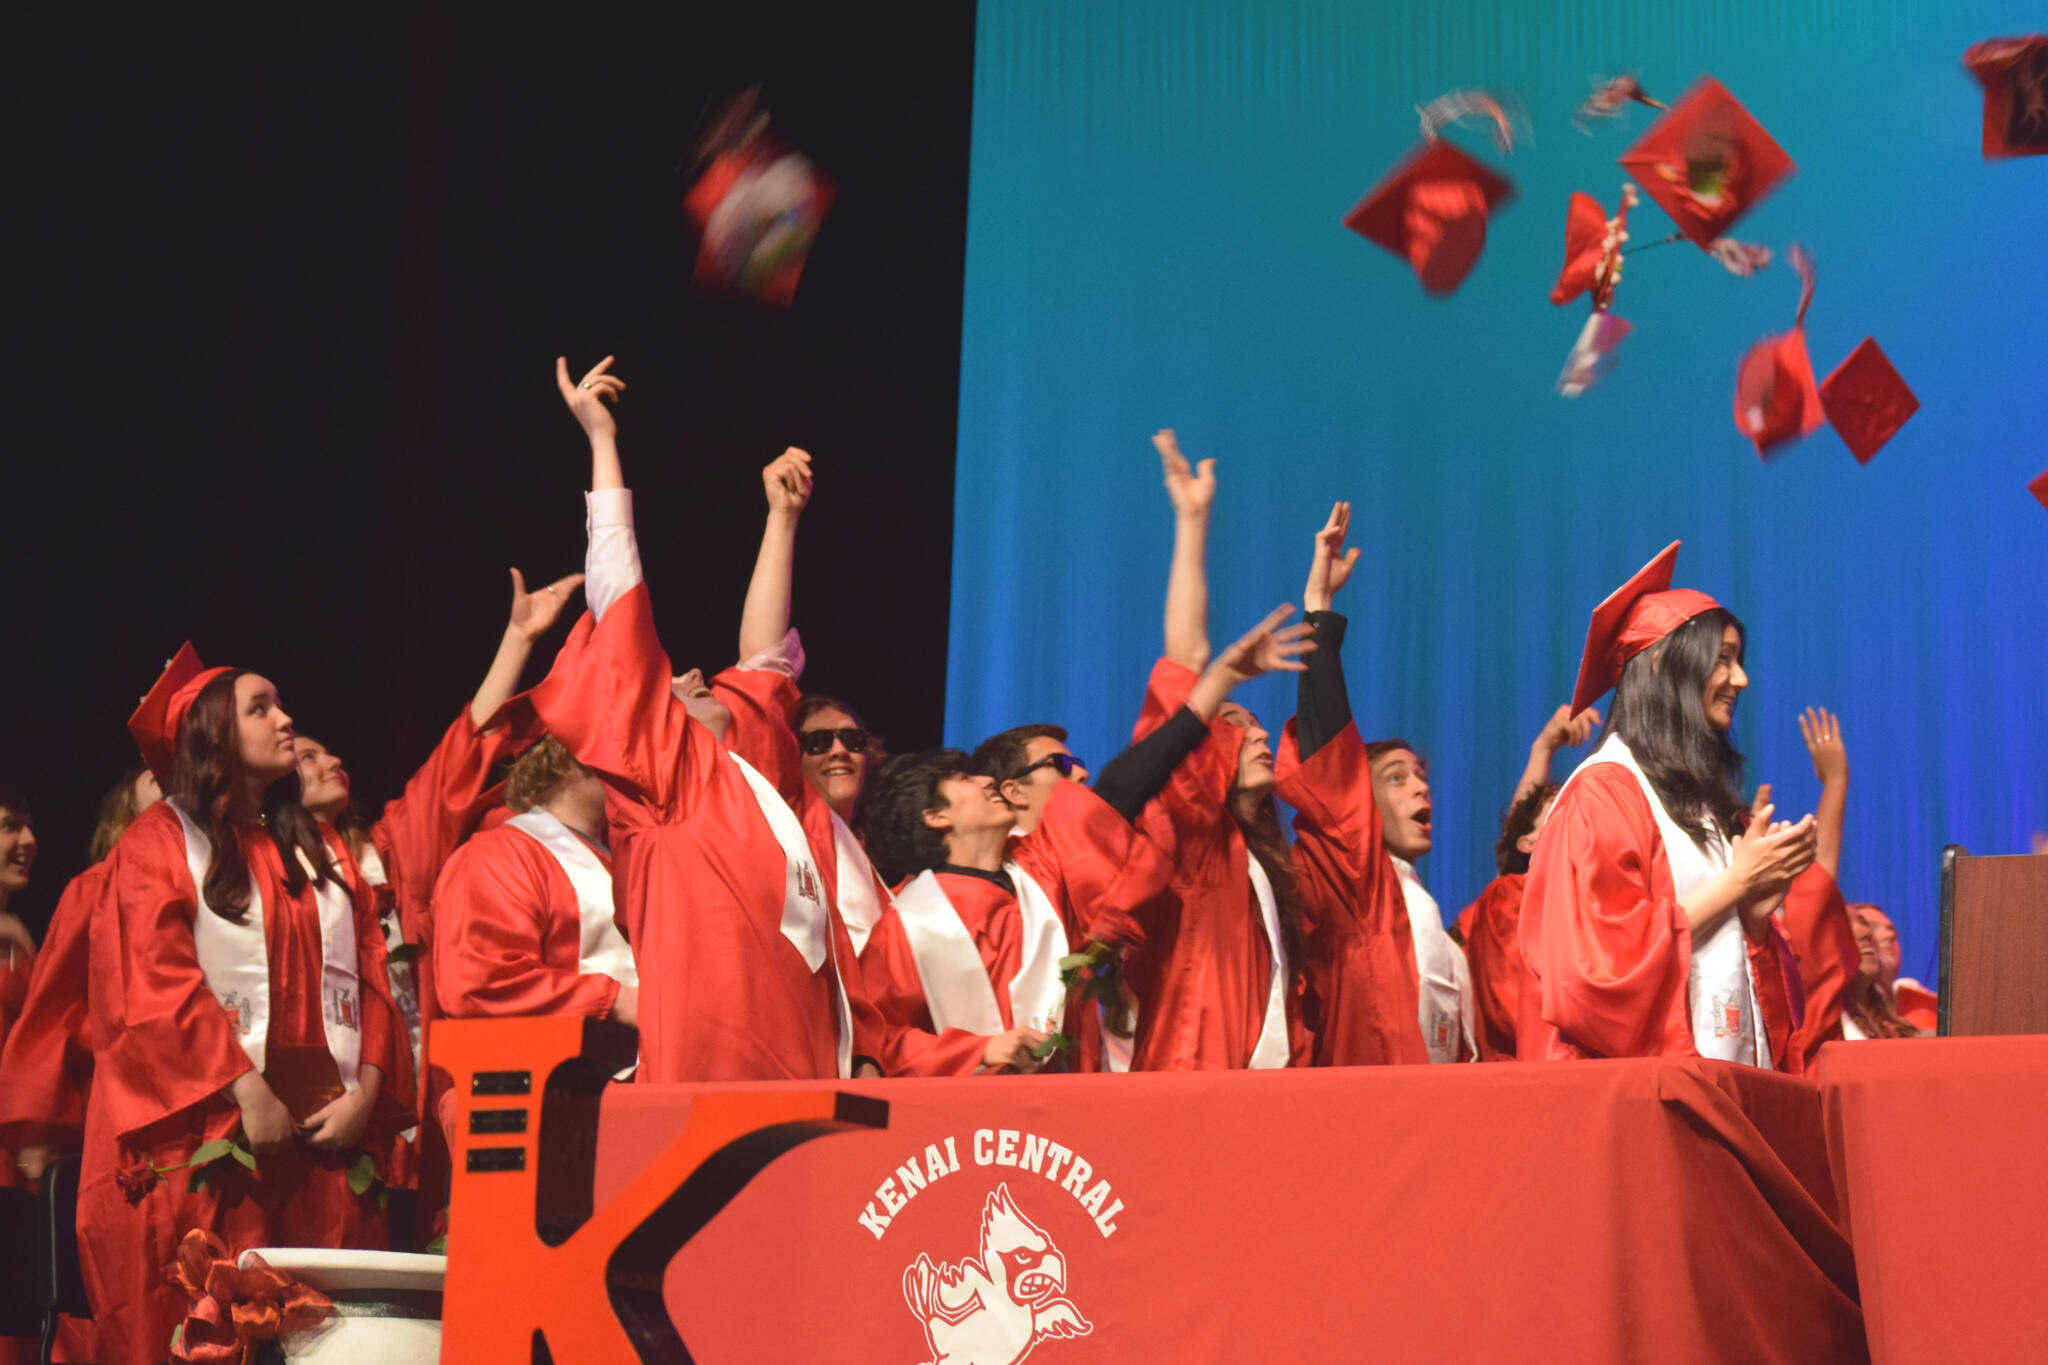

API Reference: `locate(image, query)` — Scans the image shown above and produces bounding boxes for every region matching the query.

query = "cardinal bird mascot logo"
[902,1183,1093,1365]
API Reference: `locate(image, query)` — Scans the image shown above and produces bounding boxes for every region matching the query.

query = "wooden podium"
[1937,848,2048,1035]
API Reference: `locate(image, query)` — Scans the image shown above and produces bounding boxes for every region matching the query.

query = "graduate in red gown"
[531,355,854,1082]
[1457,705,1600,1061]
[1856,906,1932,1035]
[77,651,413,1365]
[862,594,1305,1076]
[0,782,38,1064]
[1518,543,1816,1068]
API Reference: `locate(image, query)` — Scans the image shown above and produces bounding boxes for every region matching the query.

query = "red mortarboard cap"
[1820,338,1920,464]
[1735,330,1824,458]
[1346,140,1515,296]
[1620,77,1794,248]
[1963,35,2048,159]
[1550,192,1611,305]
[684,140,835,307]
[2030,468,2048,510]
[128,643,233,784]
[1569,542,1722,718]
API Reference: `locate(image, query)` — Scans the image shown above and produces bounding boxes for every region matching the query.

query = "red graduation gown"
[367,698,544,1027]
[1125,658,1294,1070]
[1458,874,1527,1061]
[431,825,623,1021]
[76,802,414,1365]
[1779,865,1859,1069]
[1517,764,1802,1070]
[0,865,105,1154]
[531,584,841,1083]
[1273,717,1431,1067]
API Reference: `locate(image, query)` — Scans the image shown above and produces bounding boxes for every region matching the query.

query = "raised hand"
[555,355,627,443]
[1214,604,1317,685]
[1534,702,1602,756]
[1303,501,1362,614]
[762,446,814,516]
[508,568,585,642]
[1154,428,1216,521]
[979,1026,1052,1074]
[1798,707,1847,785]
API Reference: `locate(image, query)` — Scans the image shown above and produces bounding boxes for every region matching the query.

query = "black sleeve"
[1091,706,1214,823]
[1294,610,1352,762]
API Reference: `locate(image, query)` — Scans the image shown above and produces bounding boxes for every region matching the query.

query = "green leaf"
[1031,1032,1077,1059]
[1056,952,1094,972]
[347,1152,378,1197]
[425,1233,448,1256]
[229,1142,258,1170]
[188,1137,235,1168]
[377,1185,389,1210]
[170,1322,185,1352]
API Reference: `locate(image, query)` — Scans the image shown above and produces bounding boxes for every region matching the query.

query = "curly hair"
[864,749,975,887]
[505,736,591,814]
[1495,782,1561,877]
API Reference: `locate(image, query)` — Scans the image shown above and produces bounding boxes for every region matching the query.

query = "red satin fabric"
[1403,178,1490,294]
[1520,764,1802,1069]
[1549,191,1610,304]
[1458,873,1526,1061]
[1274,719,1430,1067]
[74,803,411,1365]
[1779,865,1859,1069]
[431,825,622,1021]
[1122,659,1286,1070]
[0,865,110,1151]
[529,585,841,1083]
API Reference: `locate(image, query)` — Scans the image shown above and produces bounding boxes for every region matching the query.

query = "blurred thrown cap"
[1569,542,1722,717]
[1963,35,2048,158]
[1820,338,1920,464]
[1620,77,1793,248]
[1345,139,1515,296]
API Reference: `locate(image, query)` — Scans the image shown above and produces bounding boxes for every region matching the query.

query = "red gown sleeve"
[0,865,103,1149]
[1518,766,1693,1060]
[91,805,254,1142]
[1127,658,1238,874]
[529,585,712,826]
[430,832,623,1021]
[1274,719,1426,1066]
[1779,864,1857,1070]
[836,908,988,1077]
[1014,781,1174,951]
[712,664,806,801]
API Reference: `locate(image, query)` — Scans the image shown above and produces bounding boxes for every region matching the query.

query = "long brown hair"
[89,764,152,864]
[168,670,333,922]
[1232,794,1307,972]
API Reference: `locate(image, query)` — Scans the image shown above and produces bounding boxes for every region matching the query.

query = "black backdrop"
[1,8,975,932]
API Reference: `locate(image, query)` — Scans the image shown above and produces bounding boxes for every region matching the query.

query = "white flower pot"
[233,1248,444,1365]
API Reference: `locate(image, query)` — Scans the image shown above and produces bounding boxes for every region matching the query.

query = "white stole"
[1566,735,1768,1067]
[726,753,854,1078]
[1392,857,1475,1064]
[829,808,888,956]
[505,810,637,987]
[172,801,363,1091]
[890,866,1070,1037]
[1244,857,1292,1070]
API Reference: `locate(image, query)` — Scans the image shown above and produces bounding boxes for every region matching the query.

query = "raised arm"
[1295,501,1361,759]
[467,567,586,726]
[1513,704,1602,807]
[1798,707,1848,881]
[738,447,814,661]
[555,355,638,618]
[1153,428,1215,671]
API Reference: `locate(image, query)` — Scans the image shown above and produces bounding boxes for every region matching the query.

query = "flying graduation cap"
[1819,339,1920,465]
[1620,77,1794,250]
[1963,35,2048,159]
[1346,136,1515,297]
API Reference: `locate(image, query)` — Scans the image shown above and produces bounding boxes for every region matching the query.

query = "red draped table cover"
[590,1059,1864,1364]
[1816,1035,2048,1365]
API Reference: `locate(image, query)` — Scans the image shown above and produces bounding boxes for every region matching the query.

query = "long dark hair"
[168,670,334,922]
[1601,607,1747,845]
[1231,792,1308,974]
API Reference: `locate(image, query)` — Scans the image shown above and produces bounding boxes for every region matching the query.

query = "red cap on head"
[1569,542,1722,718]
[1345,140,1515,296]
[128,643,234,785]
[1620,77,1794,248]
[1963,35,2048,159]
[1820,338,1920,464]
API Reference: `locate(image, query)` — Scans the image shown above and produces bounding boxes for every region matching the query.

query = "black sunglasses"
[798,726,870,756]
[1017,752,1084,779]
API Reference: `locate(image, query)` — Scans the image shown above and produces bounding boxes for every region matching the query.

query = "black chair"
[34,1157,92,1365]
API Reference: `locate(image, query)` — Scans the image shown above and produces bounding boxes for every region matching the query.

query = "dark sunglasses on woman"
[798,727,870,756]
